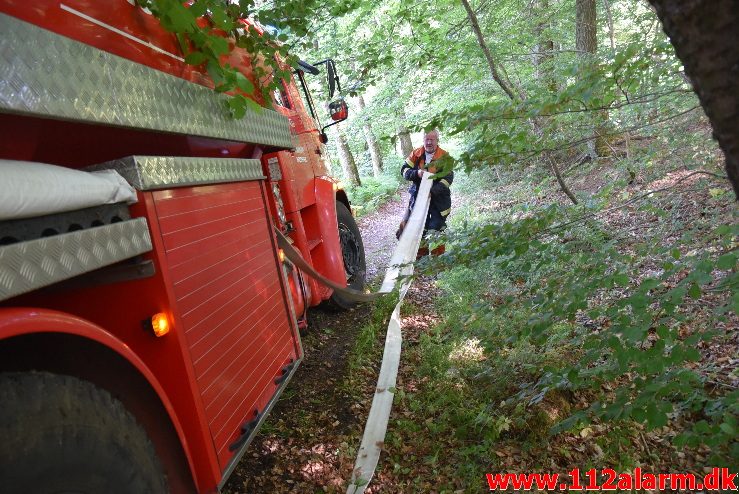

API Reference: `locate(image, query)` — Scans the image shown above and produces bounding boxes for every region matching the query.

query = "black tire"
[0,371,168,494]
[329,201,367,310]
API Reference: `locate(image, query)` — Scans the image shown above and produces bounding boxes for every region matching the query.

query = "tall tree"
[356,95,384,177]
[396,108,413,158]
[458,0,578,203]
[336,129,361,186]
[575,0,610,158]
[397,125,413,158]
[601,0,616,51]
[532,0,556,92]
[647,0,739,197]
[575,0,597,55]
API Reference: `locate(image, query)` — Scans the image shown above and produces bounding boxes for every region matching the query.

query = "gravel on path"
[356,189,409,282]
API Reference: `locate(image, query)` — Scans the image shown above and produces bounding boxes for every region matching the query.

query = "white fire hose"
[276,175,433,493]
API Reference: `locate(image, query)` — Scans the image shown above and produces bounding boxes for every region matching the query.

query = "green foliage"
[139,0,314,115]
[343,167,404,217]
[415,173,738,465]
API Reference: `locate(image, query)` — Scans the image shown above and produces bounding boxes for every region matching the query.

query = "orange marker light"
[278,249,286,263]
[151,313,170,337]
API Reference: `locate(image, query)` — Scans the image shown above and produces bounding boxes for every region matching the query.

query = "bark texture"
[356,95,384,177]
[533,0,556,91]
[395,109,413,157]
[336,130,361,186]
[576,0,610,157]
[575,0,597,55]
[648,0,739,198]
[397,126,413,158]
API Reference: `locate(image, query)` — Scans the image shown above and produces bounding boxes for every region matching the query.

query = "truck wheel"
[330,200,367,310]
[0,371,168,494]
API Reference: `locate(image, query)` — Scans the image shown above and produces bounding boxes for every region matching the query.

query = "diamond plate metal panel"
[0,14,293,149]
[0,218,152,301]
[91,156,265,190]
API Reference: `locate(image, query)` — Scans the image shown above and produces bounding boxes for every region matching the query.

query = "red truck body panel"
[1,178,301,490]
[152,182,300,470]
[0,2,354,490]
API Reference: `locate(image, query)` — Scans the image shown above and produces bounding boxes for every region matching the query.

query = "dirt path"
[223,191,411,493]
[356,189,409,281]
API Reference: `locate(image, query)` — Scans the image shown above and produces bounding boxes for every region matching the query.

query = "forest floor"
[224,155,737,493]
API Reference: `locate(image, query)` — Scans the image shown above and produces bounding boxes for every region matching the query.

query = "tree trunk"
[576,0,610,158]
[395,108,414,157]
[602,0,615,51]
[336,130,361,186]
[533,0,557,92]
[397,125,413,158]
[575,0,597,55]
[459,0,517,101]
[647,0,739,198]
[356,95,383,177]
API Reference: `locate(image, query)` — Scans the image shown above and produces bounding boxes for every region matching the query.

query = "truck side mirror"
[328,98,348,122]
[319,95,348,141]
[327,61,336,99]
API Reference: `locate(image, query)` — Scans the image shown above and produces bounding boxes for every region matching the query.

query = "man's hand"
[417,169,424,178]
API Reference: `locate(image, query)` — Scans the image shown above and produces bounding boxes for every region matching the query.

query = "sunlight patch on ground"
[448,337,486,364]
[646,169,704,190]
[262,439,282,453]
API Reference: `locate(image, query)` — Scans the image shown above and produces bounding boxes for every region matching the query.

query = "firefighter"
[397,129,454,256]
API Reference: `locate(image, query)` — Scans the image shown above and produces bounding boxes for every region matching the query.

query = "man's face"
[423,132,439,154]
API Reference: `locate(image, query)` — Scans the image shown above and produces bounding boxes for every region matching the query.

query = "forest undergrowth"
[374,118,738,491]
[224,117,736,493]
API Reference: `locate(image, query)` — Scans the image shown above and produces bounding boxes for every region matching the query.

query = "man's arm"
[401,154,420,181]
[430,173,453,197]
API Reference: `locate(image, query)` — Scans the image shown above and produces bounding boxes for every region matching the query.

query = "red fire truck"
[0,2,365,493]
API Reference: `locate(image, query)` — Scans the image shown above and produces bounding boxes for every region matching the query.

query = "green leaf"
[235,72,255,94]
[207,59,227,89]
[694,420,711,434]
[716,253,736,270]
[514,243,529,255]
[206,35,230,57]
[688,283,701,300]
[645,402,668,429]
[719,422,736,436]
[189,2,207,17]
[714,225,731,236]
[629,294,649,310]
[613,273,630,286]
[162,3,195,32]
[227,95,247,119]
[210,7,231,30]
[671,248,681,260]
[243,96,264,114]
[184,51,208,66]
